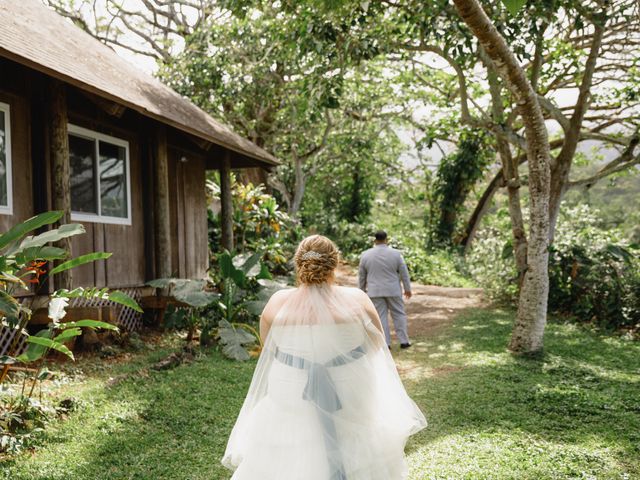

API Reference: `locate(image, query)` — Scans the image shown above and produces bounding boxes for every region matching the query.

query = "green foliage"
[207,177,298,276]
[501,0,527,16]
[154,251,283,358]
[0,212,138,408]
[430,133,491,247]
[48,252,112,276]
[547,205,640,330]
[469,204,640,329]
[0,395,54,456]
[210,251,280,359]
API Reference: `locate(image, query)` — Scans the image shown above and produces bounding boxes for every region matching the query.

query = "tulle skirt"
[230,354,414,480]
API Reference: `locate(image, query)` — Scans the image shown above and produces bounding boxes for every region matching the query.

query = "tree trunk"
[49,80,72,290]
[486,60,528,286]
[154,124,172,278]
[548,24,604,241]
[289,153,306,216]
[461,172,503,252]
[238,167,268,187]
[220,151,234,251]
[453,0,551,355]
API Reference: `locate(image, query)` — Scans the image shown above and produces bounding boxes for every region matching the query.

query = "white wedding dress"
[222,284,427,480]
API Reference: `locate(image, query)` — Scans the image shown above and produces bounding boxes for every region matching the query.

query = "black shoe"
[400,343,412,349]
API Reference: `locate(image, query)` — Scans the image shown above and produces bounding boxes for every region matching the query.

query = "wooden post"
[220,150,234,252]
[49,80,72,290]
[154,125,172,278]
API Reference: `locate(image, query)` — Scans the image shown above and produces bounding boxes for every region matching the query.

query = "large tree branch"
[568,130,640,188]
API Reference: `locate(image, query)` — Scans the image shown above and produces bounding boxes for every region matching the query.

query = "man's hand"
[404,291,412,300]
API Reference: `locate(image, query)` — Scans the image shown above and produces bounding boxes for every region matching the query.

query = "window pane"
[0,111,7,206]
[69,134,97,213]
[99,141,127,218]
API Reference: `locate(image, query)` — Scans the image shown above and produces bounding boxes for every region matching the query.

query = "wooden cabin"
[0,0,278,333]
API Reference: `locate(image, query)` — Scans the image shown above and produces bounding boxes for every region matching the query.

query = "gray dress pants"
[370,296,409,346]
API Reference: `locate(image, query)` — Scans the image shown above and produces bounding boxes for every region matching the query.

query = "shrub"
[468,204,640,330]
[207,177,299,276]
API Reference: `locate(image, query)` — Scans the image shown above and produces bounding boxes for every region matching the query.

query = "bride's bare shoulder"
[261,287,296,322]
[335,285,369,302]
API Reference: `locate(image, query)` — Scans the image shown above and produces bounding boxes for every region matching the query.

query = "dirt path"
[335,264,485,339]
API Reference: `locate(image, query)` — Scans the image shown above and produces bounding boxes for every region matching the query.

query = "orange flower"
[26,260,47,285]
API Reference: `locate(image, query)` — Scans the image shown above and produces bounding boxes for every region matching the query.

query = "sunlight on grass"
[2,311,639,479]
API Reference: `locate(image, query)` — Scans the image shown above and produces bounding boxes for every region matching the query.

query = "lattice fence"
[0,296,30,357]
[0,323,27,357]
[0,288,145,357]
[67,287,144,331]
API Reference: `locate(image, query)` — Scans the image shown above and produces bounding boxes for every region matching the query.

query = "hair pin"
[301,251,323,260]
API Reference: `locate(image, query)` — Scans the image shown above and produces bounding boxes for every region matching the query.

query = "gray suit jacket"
[358,244,411,298]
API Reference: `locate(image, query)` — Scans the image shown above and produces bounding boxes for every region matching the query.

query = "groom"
[358,230,412,349]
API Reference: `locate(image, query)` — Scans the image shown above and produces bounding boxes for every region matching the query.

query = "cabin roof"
[0,0,278,167]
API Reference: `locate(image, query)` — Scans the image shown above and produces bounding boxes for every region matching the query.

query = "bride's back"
[269,285,372,363]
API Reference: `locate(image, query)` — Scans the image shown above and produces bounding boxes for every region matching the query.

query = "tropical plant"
[213,250,282,361]
[207,176,298,275]
[0,212,141,387]
[0,211,142,456]
[146,277,218,342]
[149,250,285,360]
[469,203,640,330]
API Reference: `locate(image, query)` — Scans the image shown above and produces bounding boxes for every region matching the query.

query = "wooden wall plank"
[0,88,33,230]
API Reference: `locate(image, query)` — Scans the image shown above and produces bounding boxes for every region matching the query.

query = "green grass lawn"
[2,309,639,480]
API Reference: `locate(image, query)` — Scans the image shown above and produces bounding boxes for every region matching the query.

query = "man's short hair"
[374,230,388,242]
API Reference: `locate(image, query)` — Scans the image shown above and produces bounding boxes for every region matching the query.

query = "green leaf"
[174,289,219,308]
[235,251,263,275]
[17,331,51,363]
[23,335,74,360]
[62,319,119,331]
[0,290,20,317]
[0,355,18,365]
[0,211,63,251]
[230,268,249,289]
[501,0,526,15]
[108,291,143,313]
[219,323,256,345]
[146,278,175,289]
[245,300,267,316]
[218,251,234,279]
[221,342,251,361]
[256,262,272,280]
[49,252,112,275]
[53,328,82,343]
[10,223,86,256]
[15,246,68,264]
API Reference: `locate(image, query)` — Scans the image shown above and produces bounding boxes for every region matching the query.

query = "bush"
[207,177,300,275]
[468,204,640,330]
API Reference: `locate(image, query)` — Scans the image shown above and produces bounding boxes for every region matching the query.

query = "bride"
[222,235,427,479]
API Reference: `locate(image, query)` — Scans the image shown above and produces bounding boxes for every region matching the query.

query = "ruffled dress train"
[222,285,427,480]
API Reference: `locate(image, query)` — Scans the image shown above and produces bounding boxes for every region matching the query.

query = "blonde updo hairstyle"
[294,235,339,285]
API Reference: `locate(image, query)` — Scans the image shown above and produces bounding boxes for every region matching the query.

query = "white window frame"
[0,102,13,215]
[68,124,132,226]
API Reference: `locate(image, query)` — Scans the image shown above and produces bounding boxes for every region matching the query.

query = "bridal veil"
[222,283,427,480]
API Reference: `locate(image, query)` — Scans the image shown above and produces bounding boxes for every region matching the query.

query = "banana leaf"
[0,211,63,251]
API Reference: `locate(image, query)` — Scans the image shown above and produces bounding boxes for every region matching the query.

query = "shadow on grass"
[401,309,640,477]
[3,349,254,480]
[3,310,639,479]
